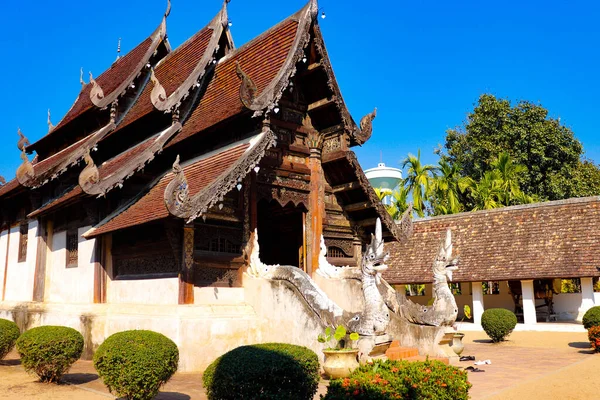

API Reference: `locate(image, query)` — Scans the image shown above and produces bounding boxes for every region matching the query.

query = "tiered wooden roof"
[384,197,600,284]
[2,0,398,241]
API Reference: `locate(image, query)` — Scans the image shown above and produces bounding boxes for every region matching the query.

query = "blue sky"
[1,0,598,180]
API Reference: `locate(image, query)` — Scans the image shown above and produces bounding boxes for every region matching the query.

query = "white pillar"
[521,280,537,325]
[578,277,595,321]
[472,282,484,325]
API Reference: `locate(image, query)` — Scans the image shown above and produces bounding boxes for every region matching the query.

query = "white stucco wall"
[4,221,38,302]
[46,227,96,304]
[194,287,245,305]
[107,277,179,305]
[595,292,600,305]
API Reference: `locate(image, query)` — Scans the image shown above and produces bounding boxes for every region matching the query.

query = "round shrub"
[481,308,517,342]
[16,325,83,382]
[0,319,20,360]
[323,359,471,400]
[203,343,320,400]
[94,330,179,400]
[582,306,600,330]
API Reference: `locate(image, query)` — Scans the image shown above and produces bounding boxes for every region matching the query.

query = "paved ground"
[0,331,598,399]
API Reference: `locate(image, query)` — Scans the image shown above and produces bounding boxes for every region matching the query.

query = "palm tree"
[401,150,436,217]
[431,159,466,215]
[460,170,504,211]
[491,152,528,205]
[375,186,410,220]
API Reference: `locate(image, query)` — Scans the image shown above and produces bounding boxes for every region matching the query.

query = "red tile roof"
[37,37,154,143]
[384,197,600,284]
[167,19,299,148]
[117,27,214,131]
[87,141,251,237]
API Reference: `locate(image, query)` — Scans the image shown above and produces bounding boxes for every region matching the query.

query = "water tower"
[365,162,403,205]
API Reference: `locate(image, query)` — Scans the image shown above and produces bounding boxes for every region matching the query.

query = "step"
[384,340,419,360]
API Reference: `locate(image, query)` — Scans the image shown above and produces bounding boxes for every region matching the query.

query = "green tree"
[430,159,466,215]
[375,186,410,220]
[444,94,600,200]
[460,170,504,211]
[401,150,436,217]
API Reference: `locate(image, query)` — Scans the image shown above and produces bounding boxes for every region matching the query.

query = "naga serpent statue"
[398,229,459,327]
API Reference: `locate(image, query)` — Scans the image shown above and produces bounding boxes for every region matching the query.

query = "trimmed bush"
[588,326,600,352]
[323,359,471,400]
[94,330,179,400]
[16,325,83,382]
[481,308,517,342]
[203,343,320,400]
[582,306,600,330]
[0,319,20,360]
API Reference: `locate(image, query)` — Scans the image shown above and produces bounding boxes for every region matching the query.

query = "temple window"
[195,225,242,255]
[66,229,79,268]
[18,223,28,263]
[327,246,349,258]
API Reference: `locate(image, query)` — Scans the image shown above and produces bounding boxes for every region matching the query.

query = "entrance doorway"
[257,199,306,269]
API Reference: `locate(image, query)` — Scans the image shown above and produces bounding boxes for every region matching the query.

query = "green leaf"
[349,332,359,341]
[324,327,331,336]
[463,305,471,319]
[317,335,325,343]
[335,325,346,337]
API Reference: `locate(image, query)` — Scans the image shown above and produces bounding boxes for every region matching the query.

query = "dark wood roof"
[384,197,600,284]
[85,140,253,238]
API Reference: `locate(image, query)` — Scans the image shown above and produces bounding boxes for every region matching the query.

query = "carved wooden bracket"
[357,107,377,143]
[150,68,168,109]
[89,72,105,105]
[235,62,257,109]
[17,128,30,152]
[16,129,34,186]
[78,149,100,193]
[164,129,277,223]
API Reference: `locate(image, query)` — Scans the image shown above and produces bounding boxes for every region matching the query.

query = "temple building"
[0,0,402,370]
[386,197,600,326]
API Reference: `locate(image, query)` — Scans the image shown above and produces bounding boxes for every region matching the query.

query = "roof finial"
[17,128,30,152]
[80,67,86,86]
[165,0,171,19]
[47,109,54,133]
[115,37,122,61]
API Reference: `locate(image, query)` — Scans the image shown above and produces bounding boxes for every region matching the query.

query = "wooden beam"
[93,235,106,304]
[322,150,347,164]
[308,62,323,71]
[308,96,336,112]
[32,220,49,302]
[332,181,361,193]
[178,225,195,305]
[357,218,378,227]
[344,201,372,213]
